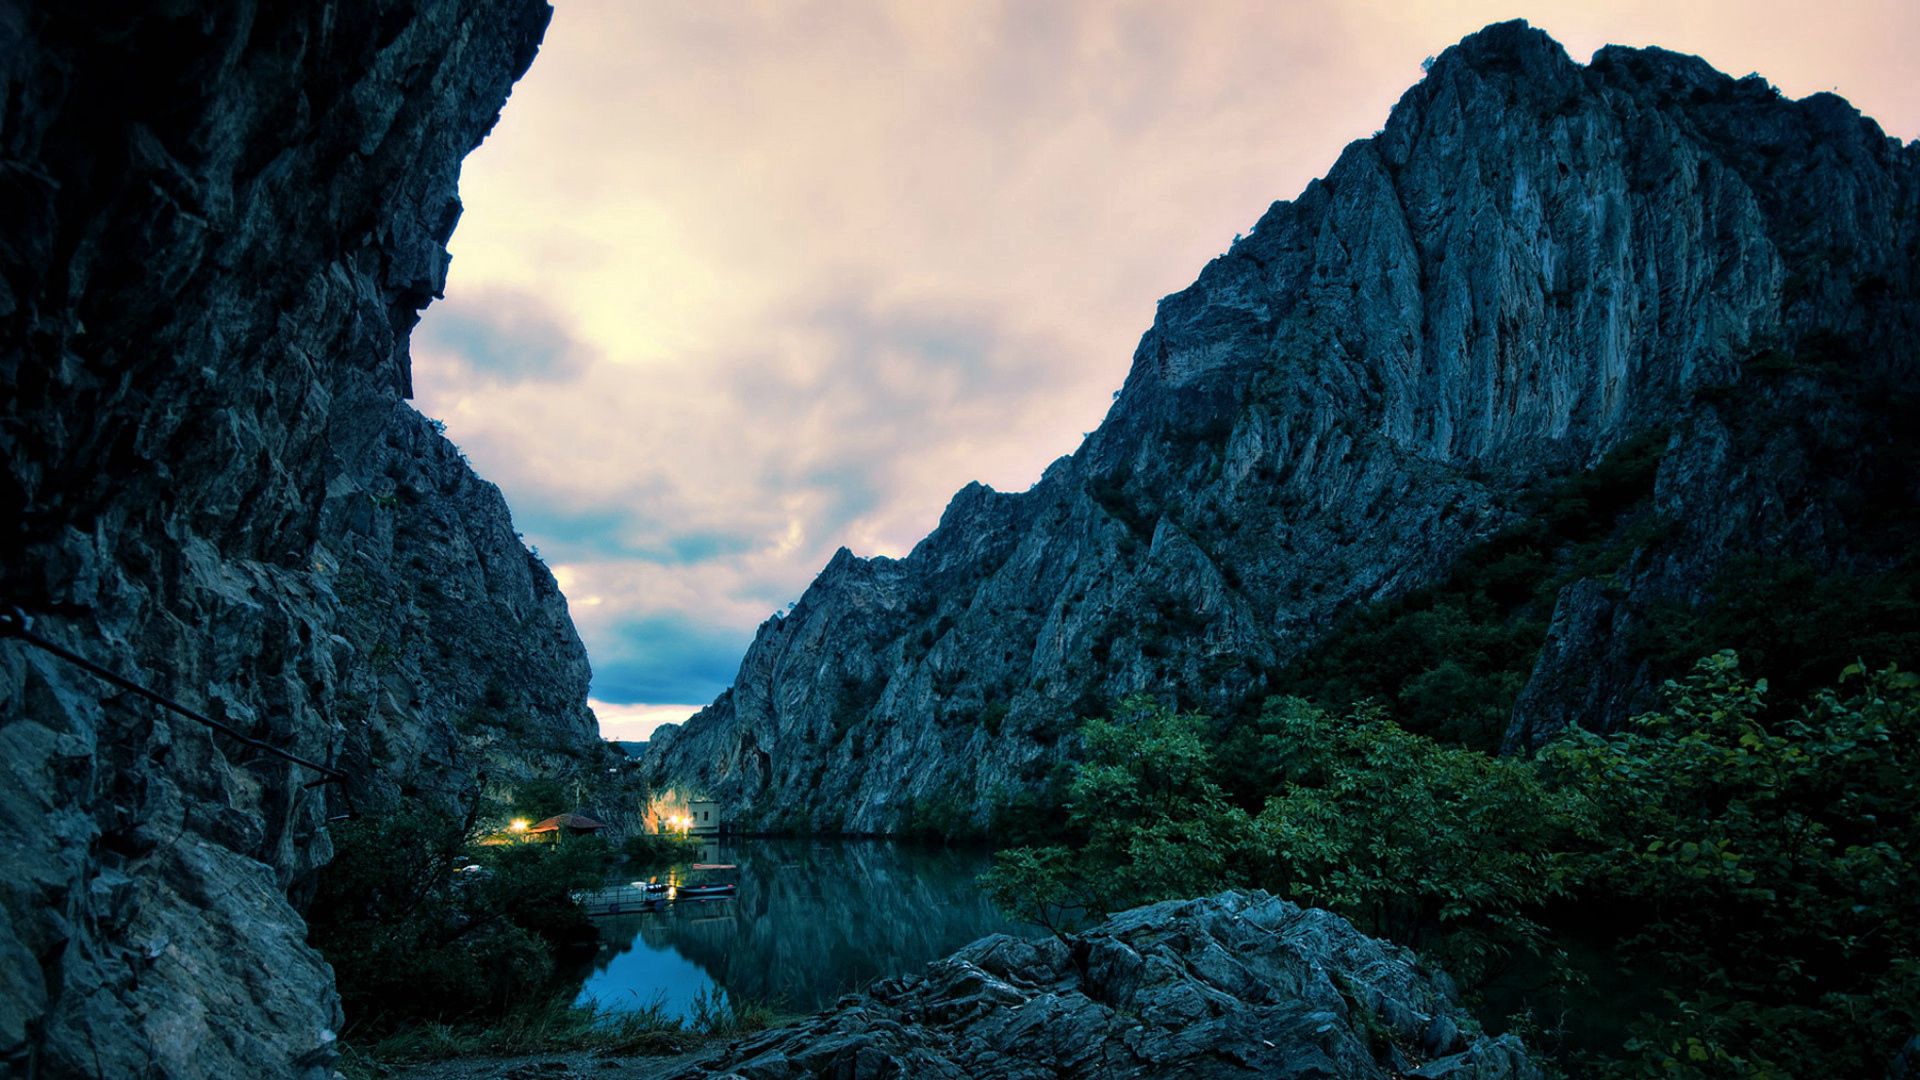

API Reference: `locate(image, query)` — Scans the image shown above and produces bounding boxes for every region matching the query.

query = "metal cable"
[1,604,357,820]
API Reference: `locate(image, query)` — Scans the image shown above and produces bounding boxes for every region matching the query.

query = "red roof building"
[527,812,607,836]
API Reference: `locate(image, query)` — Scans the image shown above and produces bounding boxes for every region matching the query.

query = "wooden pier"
[572,884,666,917]
[572,883,736,916]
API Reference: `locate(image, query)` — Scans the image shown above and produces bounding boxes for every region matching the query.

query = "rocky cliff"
[649,21,1919,832]
[678,890,1539,1079]
[0,4,607,1077]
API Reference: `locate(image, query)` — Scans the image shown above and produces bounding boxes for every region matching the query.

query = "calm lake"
[568,838,1035,1021]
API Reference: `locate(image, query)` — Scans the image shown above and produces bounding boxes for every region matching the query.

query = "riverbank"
[337,993,786,1080]
[340,836,1004,1076]
[346,889,1544,1080]
[571,839,1026,1021]
[373,1047,707,1080]
[676,891,1541,1079]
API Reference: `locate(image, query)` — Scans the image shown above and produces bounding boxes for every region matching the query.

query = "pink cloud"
[414,1,1919,719]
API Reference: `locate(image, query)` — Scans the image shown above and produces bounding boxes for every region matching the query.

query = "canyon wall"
[0,4,609,1076]
[650,21,1918,832]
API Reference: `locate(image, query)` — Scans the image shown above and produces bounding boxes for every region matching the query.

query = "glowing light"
[645,793,693,834]
[509,818,530,833]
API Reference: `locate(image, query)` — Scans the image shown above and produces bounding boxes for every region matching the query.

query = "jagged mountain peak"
[647,21,1916,835]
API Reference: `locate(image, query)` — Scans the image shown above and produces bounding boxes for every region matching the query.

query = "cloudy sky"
[411,0,1920,742]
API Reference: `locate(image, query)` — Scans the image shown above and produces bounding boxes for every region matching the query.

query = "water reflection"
[570,839,1033,1019]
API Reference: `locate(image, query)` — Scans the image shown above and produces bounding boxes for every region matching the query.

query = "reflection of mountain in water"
[576,840,1031,1015]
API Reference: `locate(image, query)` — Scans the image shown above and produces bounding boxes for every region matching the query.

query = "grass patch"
[337,988,785,1078]
[688,987,782,1038]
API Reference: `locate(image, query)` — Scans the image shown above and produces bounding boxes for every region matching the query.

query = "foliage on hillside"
[1273,358,1920,755]
[1267,432,1669,749]
[985,658,1920,1077]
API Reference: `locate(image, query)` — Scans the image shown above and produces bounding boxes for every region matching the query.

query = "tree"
[1246,698,1570,982]
[984,697,1255,923]
[1540,653,1920,1077]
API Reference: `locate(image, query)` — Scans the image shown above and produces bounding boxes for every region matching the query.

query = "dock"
[572,882,736,916]
[572,884,666,917]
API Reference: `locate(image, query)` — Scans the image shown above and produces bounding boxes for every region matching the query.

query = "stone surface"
[648,20,1919,830]
[0,4,613,1077]
[677,890,1540,1079]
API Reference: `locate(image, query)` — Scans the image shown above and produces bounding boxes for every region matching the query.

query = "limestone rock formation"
[648,20,1918,832]
[0,3,607,1077]
[679,890,1539,1079]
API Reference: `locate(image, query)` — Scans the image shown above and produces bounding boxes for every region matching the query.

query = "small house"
[527,812,608,842]
[687,800,722,836]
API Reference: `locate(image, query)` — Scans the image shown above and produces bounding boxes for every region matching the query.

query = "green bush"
[983,659,1920,1077]
[621,831,699,868]
[983,771,1070,849]
[1540,654,1919,1076]
[985,697,1255,927]
[1631,554,1920,717]
[1246,698,1568,982]
[902,788,983,843]
[307,804,615,1031]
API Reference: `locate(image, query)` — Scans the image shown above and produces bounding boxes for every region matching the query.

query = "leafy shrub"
[621,831,699,868]
[1540,654,1919,1076]
[985,697,1255,926]
[983,659,1920,1077]
[982,773,1069,849]
[1631,555,1920,716]
[902,788,983,843]
[308,804,614,1031]
[1246,698,1568,982]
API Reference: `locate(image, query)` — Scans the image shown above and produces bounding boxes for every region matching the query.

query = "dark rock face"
[649,20,1919,830]
[0,4,602,1077]
[681,891,1538,1079]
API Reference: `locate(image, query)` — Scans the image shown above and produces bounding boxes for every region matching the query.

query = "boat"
[674,882,737,899]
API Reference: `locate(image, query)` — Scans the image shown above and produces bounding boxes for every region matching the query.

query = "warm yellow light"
[509,818,530,833]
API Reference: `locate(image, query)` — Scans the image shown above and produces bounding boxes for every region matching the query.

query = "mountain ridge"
[647,19,1919,833]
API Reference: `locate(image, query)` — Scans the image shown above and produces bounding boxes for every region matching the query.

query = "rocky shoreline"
[674,891,1536,1079]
